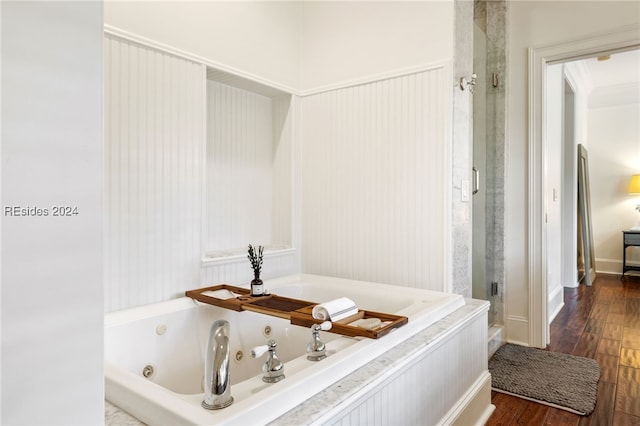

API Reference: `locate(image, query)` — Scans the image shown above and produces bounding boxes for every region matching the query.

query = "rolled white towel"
[312,297,358,322]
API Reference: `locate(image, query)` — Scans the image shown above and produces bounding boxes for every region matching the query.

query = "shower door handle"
[472,167,480,195]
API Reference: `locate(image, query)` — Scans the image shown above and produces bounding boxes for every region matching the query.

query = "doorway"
[528,26,640,347]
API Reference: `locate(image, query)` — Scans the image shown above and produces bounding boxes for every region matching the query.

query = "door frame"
[527,24,640,348]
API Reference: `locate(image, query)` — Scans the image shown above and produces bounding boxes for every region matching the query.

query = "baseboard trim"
[488,325,504,358]
[596,258,622,275]
[548,285,564,324]
[441,371,494,426]
[505,315,529,346]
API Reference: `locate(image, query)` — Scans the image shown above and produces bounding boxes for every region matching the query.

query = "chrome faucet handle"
[250,343,269,358]
[307,321,332,361]
[251,339,285,383]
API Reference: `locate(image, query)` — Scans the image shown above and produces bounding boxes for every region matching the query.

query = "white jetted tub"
[105,274,465,425]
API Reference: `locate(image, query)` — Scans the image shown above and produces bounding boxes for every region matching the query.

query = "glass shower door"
[472,22,497,325]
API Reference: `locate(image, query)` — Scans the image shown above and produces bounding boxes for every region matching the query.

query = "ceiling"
[580,48,640,89]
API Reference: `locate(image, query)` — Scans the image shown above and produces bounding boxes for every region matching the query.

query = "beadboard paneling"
[105,34,300,311]
[301,68,448,291]
[200,250,299,288]
[204,82,294,254]
[205,80,274,251]
[104,35,206,312]
[272,95,295,247]
[327,311,488,425]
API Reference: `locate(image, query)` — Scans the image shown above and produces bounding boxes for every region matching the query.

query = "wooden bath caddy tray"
[185,284,408,339]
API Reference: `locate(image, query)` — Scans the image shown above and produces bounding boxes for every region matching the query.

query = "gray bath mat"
[489,343,600,415]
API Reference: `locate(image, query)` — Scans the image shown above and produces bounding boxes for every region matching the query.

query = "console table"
[622,230,640,275]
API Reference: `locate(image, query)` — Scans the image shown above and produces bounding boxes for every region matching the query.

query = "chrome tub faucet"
[202,320,234,410]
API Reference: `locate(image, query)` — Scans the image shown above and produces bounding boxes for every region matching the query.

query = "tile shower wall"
[452,0,474,297]
[301,66,450,292]
[479,0,507,325]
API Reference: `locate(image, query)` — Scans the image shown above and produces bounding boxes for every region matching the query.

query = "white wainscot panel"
[104,35,206,312]
[301,67,449,292]
[326,309,489,425]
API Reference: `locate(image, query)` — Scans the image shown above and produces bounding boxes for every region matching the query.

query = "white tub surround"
[271,299,493,426]
[105,275,492,426]
[105,401,142,426]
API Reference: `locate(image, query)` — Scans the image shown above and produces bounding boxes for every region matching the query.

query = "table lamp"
[629,174,640,229]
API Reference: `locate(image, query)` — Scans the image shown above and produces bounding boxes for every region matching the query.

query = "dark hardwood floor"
[486,274,640,425]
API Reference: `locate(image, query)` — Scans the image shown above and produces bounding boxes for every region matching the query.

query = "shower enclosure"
[472,0,506,330]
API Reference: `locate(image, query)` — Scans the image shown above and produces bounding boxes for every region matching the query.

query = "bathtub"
[105,274,466,425]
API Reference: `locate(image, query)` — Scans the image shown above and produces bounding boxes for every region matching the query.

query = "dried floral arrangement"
[247,244,264,280]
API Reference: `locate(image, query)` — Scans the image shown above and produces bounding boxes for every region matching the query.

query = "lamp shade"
[629,175,640,194]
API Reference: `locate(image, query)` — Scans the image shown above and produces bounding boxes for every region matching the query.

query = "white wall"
[561,61,591,290]
[299,1,453,92]
[104,1,301,91]
[104,1,454,94]
[589,101,640,272]
[545,64,564,322]
[1,2,104,424]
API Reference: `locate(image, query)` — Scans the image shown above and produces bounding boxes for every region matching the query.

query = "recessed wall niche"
[204,67,294,262]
